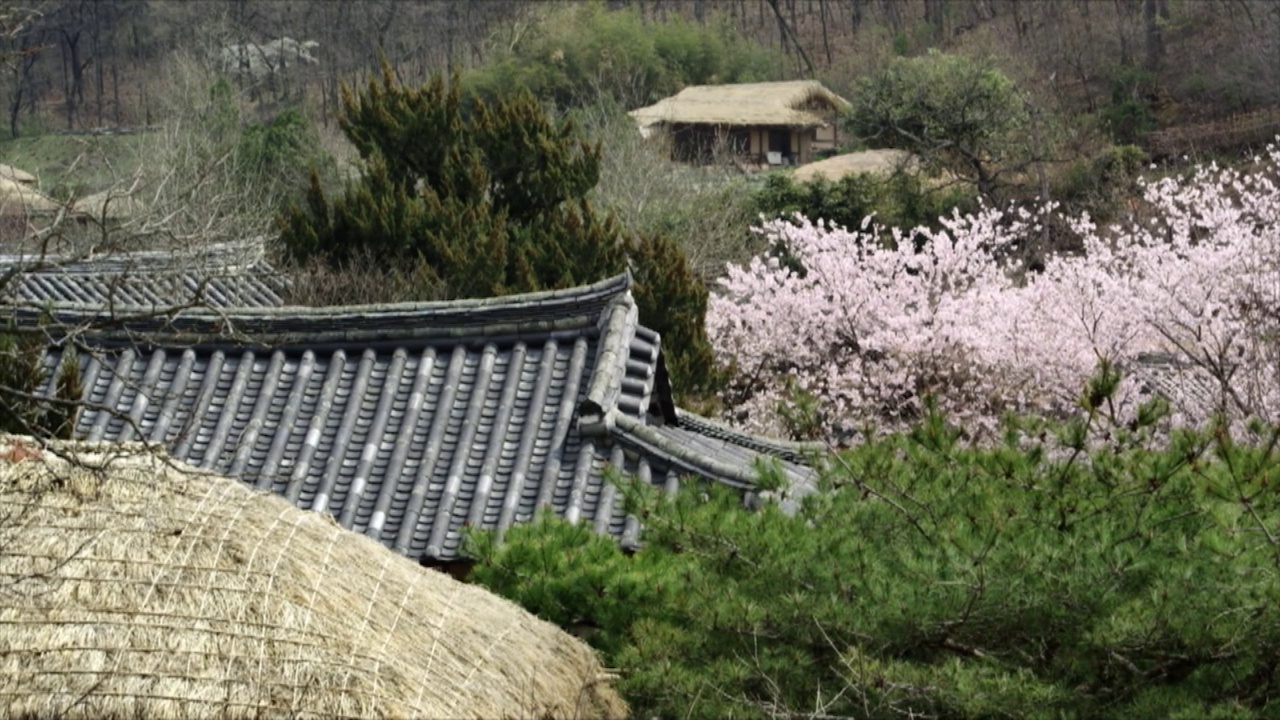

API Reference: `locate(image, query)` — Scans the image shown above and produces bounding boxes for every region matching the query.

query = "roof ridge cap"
[675,408,827,454]
[612,413,759,488]
[578,291,638,437]
[210,272,633,318]
[10,273,635,344]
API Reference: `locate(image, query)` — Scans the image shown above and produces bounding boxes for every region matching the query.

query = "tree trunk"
[1114,0,1135,67]
[60,33,74,129]
[881,0,903,36]
[9,50,39,139]
[924,0,946,40]
[1142,0,1164,71]
[9,83,23,140]
[767,0,816,75]
[820,0,832,65]
[112,60,121,125]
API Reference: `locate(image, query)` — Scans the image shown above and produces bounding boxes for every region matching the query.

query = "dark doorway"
[768,128,790,156]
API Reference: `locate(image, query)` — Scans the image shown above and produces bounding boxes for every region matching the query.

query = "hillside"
[3,1,1277,140]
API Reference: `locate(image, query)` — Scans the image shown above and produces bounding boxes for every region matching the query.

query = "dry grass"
[0,437,626,720]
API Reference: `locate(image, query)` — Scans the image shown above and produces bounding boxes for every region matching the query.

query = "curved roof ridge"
[612,413,759,489]
[612,412,820,494]
[0,237,271,274]
[15,273,634,348]
[675,408,826,465]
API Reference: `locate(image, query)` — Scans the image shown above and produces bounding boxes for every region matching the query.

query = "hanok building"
[5,249,821,568]
[629,80,851,168]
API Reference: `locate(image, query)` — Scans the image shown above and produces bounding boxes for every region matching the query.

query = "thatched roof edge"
[629,80,850,129]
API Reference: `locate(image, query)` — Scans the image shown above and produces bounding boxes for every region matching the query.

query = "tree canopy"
[845,51,1032,200]
[279,61,720,395]
[462,2,784,110]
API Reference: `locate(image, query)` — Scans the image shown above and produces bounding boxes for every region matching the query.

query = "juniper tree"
[280,62,719,395]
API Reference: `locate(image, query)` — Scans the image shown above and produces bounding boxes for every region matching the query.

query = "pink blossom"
[709,144,1280,442]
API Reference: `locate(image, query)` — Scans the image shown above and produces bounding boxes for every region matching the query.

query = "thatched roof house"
[629,80,851,167]
[12,271,821,567]
[0,164,140,245]
[0,437,626,718]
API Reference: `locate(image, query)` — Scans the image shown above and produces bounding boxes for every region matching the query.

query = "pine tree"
[471,390,1280,719]
[280,60,720,396]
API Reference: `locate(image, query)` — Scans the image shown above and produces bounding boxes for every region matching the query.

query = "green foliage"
[0,332,80,439]
[468,510,677,659]
[846,51,1032,199]
[463,2,783,110]
[1100,65,1159,146]
[237,107,333,204]
[892,31,911,57]
[281,63,622,298]
[279,62,720,396]
[471,373,1280,718]
[1054,144,1146,218]
[203,77,242,144]
[750,171,976,246]
[776,375,826,441]
[626,232,722,396]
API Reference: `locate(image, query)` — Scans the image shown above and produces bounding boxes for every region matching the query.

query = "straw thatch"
[0,164,38,185]
[790,149,922,183]
[629,80,850,130]
[72,188,145,221]
[0,437,627,720]
[0,177,62,215]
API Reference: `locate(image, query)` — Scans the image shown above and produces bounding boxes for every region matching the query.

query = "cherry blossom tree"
[709,144,1280,442]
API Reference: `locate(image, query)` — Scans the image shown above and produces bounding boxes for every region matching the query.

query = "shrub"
[1053,144,1146,218]
[751,170,976,241]
[237,107,334,206]
[1100,64,1159,146]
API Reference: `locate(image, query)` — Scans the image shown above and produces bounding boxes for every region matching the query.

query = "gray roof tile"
[21,272,822,562]
[1,239,286,309]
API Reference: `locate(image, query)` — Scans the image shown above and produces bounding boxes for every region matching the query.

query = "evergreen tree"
[470,381,1280,718]
[280,62,719,395]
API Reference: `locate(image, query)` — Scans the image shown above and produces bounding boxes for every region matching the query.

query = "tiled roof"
[27,273,819,562]
[1,239,286,309]
[1128,352,1241,420]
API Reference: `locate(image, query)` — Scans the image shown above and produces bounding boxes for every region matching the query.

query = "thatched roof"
[0,177,62,215]
[791,149,923,183]
[0,437,627,719]
[0,163,37,185]
[629,80,850,130]
[72,188,145,220]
